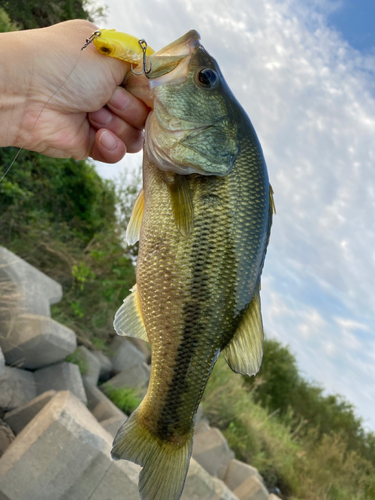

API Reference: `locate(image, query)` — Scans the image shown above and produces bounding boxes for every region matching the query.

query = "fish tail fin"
[111,407,193,500]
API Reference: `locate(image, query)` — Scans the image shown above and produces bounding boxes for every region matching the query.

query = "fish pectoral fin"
[223,285,264,377]
[167,175,194,238]
[112,407,193,500]
[113,284,148,341]
[126,189,145,245]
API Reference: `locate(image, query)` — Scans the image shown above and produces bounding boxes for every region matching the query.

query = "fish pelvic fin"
[224,285,264,376]
[112,408,193,500]
[126,188,145,245]
[113,284,148,341]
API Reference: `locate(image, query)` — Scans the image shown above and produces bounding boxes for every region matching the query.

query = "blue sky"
[327,0,375,53]
[94,0,375,431]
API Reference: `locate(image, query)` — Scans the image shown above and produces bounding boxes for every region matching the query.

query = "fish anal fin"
[224,286,264,376]
[113,284,148,342]
[112,407,193,500]
[167,175,194,238]
[126,189,145,246]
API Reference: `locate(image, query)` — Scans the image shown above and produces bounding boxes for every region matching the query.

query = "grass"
[65,349,88,375]
[202,356,375,499]
[101,384,141,415]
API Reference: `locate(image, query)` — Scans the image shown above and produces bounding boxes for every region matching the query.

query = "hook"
[131,39,152,76]
[81,30,102,51]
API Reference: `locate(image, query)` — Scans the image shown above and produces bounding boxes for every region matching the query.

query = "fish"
[110,30,275,500]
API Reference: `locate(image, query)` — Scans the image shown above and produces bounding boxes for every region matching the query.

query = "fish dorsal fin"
[126,189,145,245]
[223,285,264,376]
[167,175,194,238]
[113,284,148,341]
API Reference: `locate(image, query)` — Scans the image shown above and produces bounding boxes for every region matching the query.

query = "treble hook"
[131,39,152,76]
[81,30,102,50]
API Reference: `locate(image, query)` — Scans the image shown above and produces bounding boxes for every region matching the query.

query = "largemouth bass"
[111,30,274,500]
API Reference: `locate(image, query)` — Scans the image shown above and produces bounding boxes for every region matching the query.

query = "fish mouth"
[147,30,201,83]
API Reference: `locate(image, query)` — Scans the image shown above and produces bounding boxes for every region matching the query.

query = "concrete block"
[195,419,210,435]
[233,475,269,500]
[4,391,56,435]
[192,425,235,479]
[181,458,216,500]
[75,346,101,386]
[100,415,127,439]
[0,391,141,500]
[84,380,126,422]
[34,362,87,405]
[0,347,4,378]
[0,418,15,458]
[0,366,36,411]
[0,314,77,369]
[224,459,263,491]
[100,363,150,396]
[92,350,112,381]
[212,477,240,500]
[0,246,62,318]
[109,336,146,374]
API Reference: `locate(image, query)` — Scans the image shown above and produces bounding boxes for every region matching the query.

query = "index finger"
[107,86,150,130]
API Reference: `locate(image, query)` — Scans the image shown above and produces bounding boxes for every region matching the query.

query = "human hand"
[0,20,150,163]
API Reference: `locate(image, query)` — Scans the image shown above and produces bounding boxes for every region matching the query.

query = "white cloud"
[95,0,375,429]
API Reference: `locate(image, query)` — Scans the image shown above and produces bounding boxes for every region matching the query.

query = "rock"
[0,347,4,378]
[0,418,15,458]
[34,362,87,405]
[84,380,127,422]
[192,425,235,479]
[181,458,216,500]
[233,475,269,500]
[224,459,263,491]
[4,390,56,435]
[0,314,77,369]
[196,403,204,424]
[0,247,62,319]
[269,495,282,500]
[100,363,150,396]
[99,416,126,439]
[109,336,146,374]
[195,419,210,434]
[126,337,151,363]
[212,477,240,500]
[0,391,141,500]
[92,350,112,381]
[0,366,36,411]
[75,346,101,386]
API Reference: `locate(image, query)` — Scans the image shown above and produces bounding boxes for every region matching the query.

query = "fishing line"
[0,45,85,183]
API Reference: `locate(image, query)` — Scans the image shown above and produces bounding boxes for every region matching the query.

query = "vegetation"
[102,385,141,415]
[203,356,375,500]
[65,348,88,375]
[0,148,137,348]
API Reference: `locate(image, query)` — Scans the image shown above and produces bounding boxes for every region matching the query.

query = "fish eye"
[197,68,218,88]
[99,46,111,55]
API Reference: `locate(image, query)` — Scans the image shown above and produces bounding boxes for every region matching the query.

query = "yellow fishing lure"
[90,28,154,62]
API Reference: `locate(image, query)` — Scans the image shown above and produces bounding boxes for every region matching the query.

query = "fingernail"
[91,107,112,125]
[99,130,118,151]
[110,87,130,110]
